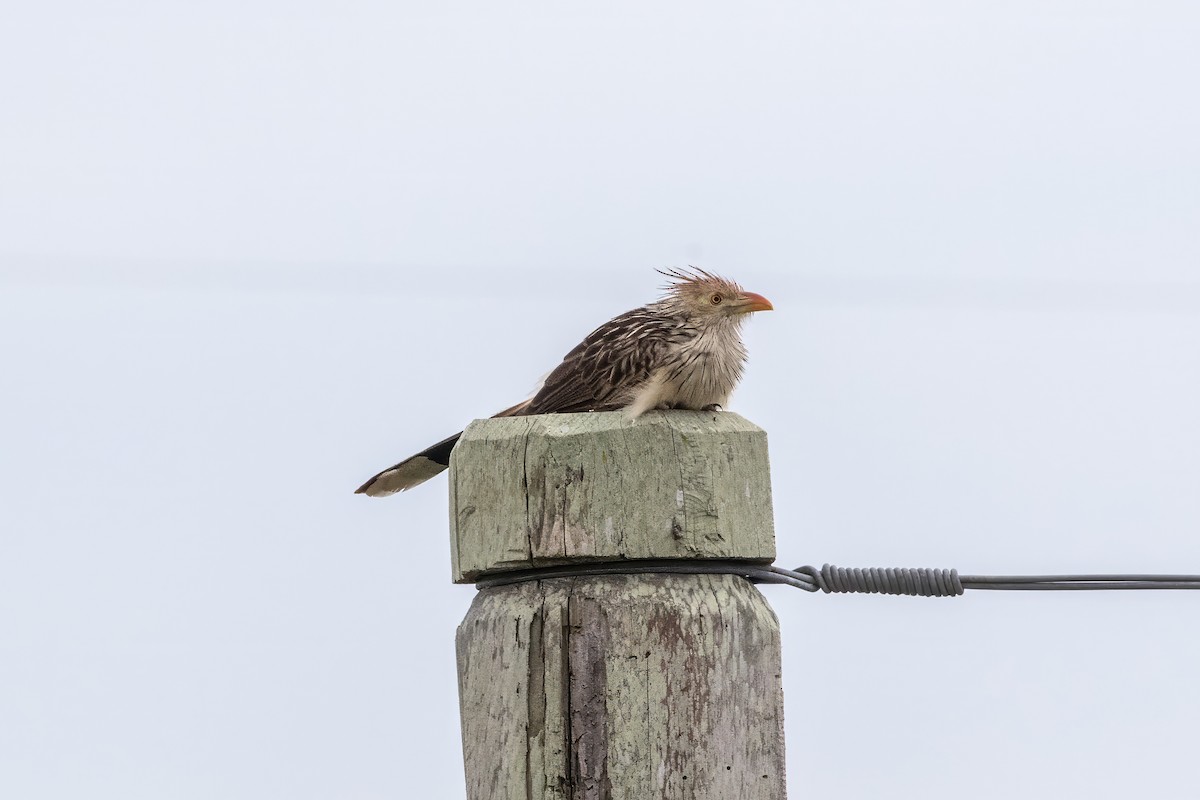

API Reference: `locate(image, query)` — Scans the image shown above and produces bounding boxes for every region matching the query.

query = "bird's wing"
[525,307,694,414]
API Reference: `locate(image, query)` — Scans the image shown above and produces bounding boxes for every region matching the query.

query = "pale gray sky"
[2,2,1199,798]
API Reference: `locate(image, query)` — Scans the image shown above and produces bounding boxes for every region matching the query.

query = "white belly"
[624,331,745,416]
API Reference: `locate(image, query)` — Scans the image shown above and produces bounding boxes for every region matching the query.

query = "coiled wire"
[798,565,963,596]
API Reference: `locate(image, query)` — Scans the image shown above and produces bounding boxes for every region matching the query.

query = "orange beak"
[737,291,774,313]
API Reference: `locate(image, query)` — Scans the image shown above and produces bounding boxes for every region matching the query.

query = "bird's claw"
[702,403,723,412]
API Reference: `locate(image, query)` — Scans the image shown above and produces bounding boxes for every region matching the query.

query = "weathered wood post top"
[449,409,776,583]
[451,410,787,800]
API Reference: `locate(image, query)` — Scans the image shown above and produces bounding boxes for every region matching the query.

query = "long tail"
[354,432,462,496]
[355,401,531,497]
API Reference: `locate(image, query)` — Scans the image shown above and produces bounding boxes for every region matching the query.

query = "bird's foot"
[701,403,723,412]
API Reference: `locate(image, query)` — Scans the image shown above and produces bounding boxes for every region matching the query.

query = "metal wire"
[475,560,818,591]
[474,560,1200,597]
[957,573,1200,592]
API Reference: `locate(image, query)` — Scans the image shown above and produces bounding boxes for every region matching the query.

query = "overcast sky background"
[2,2,1199,798]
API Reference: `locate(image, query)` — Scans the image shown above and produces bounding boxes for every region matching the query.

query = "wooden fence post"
[451,410,787,800]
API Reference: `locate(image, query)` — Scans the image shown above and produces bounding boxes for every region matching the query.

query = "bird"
[355,268,773,496]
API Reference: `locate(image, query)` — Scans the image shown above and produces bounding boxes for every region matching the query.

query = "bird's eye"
[710,293,723,305]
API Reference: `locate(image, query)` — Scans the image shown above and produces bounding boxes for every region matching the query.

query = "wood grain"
[457,575,787,800]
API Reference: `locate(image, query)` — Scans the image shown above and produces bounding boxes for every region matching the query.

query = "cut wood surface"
[449,411,775,582]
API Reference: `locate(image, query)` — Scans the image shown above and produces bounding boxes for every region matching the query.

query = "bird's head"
[656,267,773,324]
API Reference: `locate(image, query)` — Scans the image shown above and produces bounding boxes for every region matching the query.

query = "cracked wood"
[449,411,775,583]
[456,575,787,800]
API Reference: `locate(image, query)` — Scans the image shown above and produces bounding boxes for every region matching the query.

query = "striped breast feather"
[526,307,697,414]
